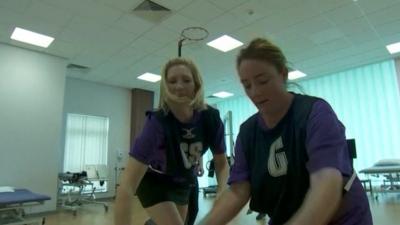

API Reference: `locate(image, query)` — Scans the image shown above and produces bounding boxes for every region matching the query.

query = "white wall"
[0,43,67,212]
[62,77,131,198]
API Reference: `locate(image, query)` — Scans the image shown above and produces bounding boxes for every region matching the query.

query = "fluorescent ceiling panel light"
[386,41,400,54]
[207,35,243,52]
[137,72,161,82]
[212,91,234,98]
[288,70,307,80]
[10,27,54,48]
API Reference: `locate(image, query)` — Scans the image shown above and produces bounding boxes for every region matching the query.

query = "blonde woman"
[114,58,229,225]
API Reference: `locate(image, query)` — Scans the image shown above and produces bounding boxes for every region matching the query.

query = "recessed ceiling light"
[137,72,161,82]
[10,27,54,48]
[386,41,400,54]
[212,91,234,98]
[288,70,307,80]
[207,35,243,52]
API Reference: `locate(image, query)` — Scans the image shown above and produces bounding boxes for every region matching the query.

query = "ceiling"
[1,0,400,102]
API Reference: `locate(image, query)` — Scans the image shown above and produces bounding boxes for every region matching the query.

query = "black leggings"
[185,178,199,225]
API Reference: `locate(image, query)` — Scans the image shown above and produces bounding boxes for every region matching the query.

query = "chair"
[58,165,109,216]
[83,164,109,210]
[347,139,374,198]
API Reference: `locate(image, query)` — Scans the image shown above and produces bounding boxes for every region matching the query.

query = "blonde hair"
[158,57,206,112]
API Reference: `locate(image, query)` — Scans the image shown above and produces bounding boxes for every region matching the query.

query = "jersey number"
[267,137,288,177]
[180,142,202,169]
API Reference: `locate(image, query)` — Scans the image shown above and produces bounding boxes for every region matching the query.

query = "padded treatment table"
[0,188,51,225]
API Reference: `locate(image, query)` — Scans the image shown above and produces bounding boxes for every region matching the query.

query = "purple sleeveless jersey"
[229,100,372,225]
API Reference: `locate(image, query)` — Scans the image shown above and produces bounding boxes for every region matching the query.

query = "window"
[62,114,109,193]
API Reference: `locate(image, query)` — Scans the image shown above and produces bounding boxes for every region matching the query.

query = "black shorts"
[136,172,192,208]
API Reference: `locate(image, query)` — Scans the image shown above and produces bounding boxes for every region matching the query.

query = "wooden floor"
[43,193,400,225]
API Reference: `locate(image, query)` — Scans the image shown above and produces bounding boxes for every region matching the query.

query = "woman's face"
[166,64,196,99]
[238,59,287,115]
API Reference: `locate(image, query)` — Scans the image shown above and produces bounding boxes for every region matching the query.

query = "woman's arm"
[114,157,148,225]
[199,181,251,225]
[285,100,351,225]
[285,168,343,225]
[212,153,229,194]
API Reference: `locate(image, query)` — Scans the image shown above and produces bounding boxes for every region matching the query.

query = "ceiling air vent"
[132,0,171,23]
[66,63,91,76]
